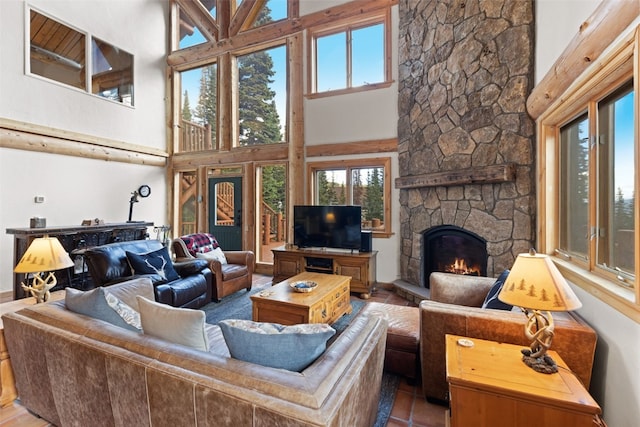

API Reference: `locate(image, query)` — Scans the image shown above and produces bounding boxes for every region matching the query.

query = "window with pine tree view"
[258,163,287,263]
[180,63,217,151]
[178,3,287,151]
[310,15,386,94]
[237,44,286,146]
[310,159,390,234]
[559,82,635,282]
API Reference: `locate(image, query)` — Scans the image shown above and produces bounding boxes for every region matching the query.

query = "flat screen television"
[293,205,362,250]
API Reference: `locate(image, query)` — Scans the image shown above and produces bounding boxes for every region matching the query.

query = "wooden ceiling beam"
[229,0,259,37]
[527,0,639,119]
[168,0,397,69]
[176,0,219,42]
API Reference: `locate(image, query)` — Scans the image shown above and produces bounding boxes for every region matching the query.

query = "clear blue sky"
[614,91,634,199]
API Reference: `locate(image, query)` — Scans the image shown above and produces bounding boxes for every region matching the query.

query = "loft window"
[28,8,134,106]
[308,11,390,96]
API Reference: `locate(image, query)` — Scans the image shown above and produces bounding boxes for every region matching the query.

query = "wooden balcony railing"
[181,120,212,152]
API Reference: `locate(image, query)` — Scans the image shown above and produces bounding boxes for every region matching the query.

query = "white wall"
[302,4,400,283]
[0,0,168,295]
[536,1,640,425]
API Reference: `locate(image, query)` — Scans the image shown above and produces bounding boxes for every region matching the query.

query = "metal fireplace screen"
[423,225,487,287]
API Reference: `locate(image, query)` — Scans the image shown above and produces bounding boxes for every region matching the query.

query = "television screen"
[294,205,362,250]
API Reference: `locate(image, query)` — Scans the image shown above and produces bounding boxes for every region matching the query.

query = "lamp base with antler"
[21,271,58,303]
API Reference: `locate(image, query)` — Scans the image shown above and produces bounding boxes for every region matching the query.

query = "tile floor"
[367,284,448,427]
[0,276,448,427]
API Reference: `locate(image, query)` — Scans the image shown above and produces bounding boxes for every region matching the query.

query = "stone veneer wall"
[397,0,535,286]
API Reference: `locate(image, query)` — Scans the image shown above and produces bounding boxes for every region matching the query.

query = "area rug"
[200,288,399,426]
[202,287,365,334]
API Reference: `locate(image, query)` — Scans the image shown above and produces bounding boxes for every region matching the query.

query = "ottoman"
[361,302,420,381]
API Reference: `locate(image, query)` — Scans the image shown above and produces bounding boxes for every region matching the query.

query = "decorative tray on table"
[290,280,318,293]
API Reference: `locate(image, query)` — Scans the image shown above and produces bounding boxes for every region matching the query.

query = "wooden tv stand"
[272,246,377,299]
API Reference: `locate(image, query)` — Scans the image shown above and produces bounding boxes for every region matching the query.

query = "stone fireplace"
[397,0,535,287]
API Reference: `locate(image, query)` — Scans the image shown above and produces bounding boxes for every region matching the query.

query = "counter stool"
[360,302,420,382]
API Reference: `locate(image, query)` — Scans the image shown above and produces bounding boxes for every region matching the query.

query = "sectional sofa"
[3,278,387,426]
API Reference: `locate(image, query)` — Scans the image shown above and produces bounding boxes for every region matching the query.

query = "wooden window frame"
[306,157,392,237]
[306,9,392,99]
[536,26,640,323]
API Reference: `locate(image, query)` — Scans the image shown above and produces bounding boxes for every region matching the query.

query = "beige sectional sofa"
[3,279,387,426]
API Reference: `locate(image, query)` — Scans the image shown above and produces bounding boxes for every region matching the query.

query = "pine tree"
[182,90,193,121]
[261,165,286,212]
[237,6,282,146]
[194,63,218,145]
[364,167,384,221]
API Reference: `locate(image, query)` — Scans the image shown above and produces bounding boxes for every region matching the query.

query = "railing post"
[277,212,284,241]
[205,123,212,150]
[263,213,272,245]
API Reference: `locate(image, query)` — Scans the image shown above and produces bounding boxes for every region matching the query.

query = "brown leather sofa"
[3,278,387,427]
[172,234,254,302]
[421,272,598,404]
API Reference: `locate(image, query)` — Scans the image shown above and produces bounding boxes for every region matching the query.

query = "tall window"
[178,170,198,236]
[558,82,635,284]
[308,158,391,235]
[597,85,635,276]
[308,12,390,95]
[559,114,589,259]
[180,64,218,151]
[257,163,287,263]
[237,44,287,146]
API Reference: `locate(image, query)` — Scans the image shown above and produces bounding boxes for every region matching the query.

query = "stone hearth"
[397,0,535,287]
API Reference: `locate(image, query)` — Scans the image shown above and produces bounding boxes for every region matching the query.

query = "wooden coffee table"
[251,272,351,325]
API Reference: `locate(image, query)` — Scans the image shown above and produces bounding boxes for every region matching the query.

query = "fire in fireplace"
[422,225,487,287]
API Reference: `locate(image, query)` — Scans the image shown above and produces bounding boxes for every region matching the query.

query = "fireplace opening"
[422,225,487,288]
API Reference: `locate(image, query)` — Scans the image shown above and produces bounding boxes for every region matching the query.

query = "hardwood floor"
[0,275,447,427]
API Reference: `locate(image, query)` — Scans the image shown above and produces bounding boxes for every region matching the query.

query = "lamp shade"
[498,250,582,311]
[14,236,74,274]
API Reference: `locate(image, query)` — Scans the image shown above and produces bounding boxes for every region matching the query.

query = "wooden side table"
[445,334,601,427]
[0,291,64,407]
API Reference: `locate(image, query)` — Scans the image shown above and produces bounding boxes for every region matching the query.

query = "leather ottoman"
[361,302,420,381]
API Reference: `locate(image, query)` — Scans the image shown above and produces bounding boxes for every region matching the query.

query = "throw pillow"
[65,287,140,332]
[136,296,209,351]
[481,269,513,311]
[196,247,227,265]
[126,246,180,282]
[219,319,336,372]
[105,292,142,330]
[180,233,220,256]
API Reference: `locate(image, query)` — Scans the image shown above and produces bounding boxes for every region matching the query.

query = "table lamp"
[14,236,74,303]
[498,249,582,374]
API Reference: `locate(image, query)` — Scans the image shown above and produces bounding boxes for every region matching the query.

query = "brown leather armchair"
[420,272,597,404]
[172,233,254,302]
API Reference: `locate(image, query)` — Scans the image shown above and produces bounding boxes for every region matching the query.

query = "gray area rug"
[201,287,400,426]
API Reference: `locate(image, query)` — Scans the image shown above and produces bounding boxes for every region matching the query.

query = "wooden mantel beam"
[394,164,516,189]
[527,0,640,120]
